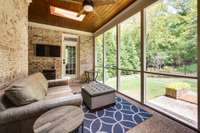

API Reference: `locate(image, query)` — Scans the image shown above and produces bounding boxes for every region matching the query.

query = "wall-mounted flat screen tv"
[36,44,61,57]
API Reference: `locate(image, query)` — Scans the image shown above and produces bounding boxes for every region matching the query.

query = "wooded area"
[96,0,197,78]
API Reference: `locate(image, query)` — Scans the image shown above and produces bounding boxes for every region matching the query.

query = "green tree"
[146,0,197,73]
[104,27,117,78]
[120,14,140,71]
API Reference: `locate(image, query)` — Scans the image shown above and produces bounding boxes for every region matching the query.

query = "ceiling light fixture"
[83,0,94,12]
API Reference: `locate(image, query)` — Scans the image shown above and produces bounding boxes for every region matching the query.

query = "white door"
[62,34,78,78]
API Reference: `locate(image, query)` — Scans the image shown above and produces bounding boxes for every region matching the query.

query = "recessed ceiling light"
[50,6,85,22]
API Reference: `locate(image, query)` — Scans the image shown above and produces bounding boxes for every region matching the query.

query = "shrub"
[166,82,191,90]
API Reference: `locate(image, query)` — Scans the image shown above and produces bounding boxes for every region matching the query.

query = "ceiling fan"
[60,0,117,17]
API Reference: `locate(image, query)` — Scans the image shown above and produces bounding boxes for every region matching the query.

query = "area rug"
[81,97,152,133]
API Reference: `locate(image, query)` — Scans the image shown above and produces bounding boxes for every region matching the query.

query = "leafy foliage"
[120,13,141,71]
[146,0,197,75]
[95,0,197,79]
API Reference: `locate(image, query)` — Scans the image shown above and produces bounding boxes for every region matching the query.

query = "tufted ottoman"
[81,81,116,110]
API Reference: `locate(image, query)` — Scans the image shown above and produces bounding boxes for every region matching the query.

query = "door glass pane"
[119,70,141,101]
[65,46,76,74]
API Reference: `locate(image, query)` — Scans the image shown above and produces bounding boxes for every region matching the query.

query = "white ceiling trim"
[28,22,94,36]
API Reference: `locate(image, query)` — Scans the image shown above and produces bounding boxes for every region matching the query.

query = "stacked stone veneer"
[28,27,62,79]
[28,26,93,81]
[0,0,31,89]
[80,36,94,78]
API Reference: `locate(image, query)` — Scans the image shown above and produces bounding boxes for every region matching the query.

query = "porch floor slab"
[147,96,197,127]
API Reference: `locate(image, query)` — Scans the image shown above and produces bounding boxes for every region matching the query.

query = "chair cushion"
[0,92,6,111]
[82,81,115,97]
[5,87,37,106]
[32,73,48,95]
[48,79,68,87]
[45,92,74,100]
[46,86,73,100]
[0,102,5,111]
[5,73,46,106]
[0,89,15,109]
[48,86,72,94]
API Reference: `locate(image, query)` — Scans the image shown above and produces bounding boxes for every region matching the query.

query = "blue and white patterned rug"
[80,97,152,133]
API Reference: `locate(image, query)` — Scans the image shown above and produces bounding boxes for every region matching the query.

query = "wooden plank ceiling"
[28,0,136,32]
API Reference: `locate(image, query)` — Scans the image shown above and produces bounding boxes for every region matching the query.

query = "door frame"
[62,34,79,79]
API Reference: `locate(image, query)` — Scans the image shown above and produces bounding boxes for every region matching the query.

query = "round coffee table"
[33,106,84,133]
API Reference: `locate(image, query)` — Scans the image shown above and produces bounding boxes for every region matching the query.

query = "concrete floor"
[120,94,198,133]
[69,83,198,133]
[148,96,197,127]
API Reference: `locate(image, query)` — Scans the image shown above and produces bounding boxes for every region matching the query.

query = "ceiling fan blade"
[59,0,82,5]
[77,9,85,17]
[94,0,117,6]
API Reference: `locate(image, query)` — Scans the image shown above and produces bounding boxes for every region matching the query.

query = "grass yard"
[105,74,197,100]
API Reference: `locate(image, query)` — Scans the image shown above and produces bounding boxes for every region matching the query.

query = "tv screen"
[36,44,61,57]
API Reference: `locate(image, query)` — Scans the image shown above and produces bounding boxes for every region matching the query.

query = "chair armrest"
[48,79,68,87]
[0,94,82,125]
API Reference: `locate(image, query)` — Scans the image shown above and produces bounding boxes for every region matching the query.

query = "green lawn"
[177,64,197,74]
[105,74,197,100]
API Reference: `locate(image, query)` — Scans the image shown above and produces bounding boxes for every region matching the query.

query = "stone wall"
[28,26,94,81]
[80,36,94,79]
[0,0,31,88]
[28,27,62,79]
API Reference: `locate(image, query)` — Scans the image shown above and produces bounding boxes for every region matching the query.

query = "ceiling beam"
[29,22,94,36]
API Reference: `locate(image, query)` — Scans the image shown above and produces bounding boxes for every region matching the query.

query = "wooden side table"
[33,106,84,133]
